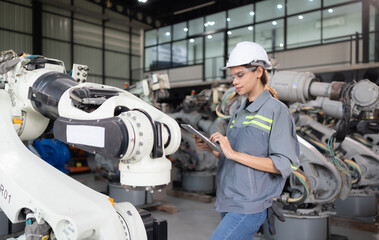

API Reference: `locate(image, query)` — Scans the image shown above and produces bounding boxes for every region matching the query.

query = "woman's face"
[231,66,264,98]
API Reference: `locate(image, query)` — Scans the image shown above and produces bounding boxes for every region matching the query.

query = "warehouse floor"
[70,172,379,240]
[151,191,379,240]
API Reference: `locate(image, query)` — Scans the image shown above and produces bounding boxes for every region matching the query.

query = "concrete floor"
[151,192,379,240]
[71,172,379,240]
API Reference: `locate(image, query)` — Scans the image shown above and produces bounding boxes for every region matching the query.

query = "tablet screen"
[180,124,222,153]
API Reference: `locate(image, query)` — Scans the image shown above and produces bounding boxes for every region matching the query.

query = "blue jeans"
[209,210,267,240]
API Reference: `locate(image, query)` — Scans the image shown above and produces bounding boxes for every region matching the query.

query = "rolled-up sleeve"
[269,104,300,179]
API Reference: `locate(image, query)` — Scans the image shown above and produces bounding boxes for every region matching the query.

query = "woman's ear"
[256,66,264,78]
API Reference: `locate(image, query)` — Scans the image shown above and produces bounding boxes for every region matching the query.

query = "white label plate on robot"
[181,124,222,153]
[66,125,105,148]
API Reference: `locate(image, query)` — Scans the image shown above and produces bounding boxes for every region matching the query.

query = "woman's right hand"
[192,134,221,158]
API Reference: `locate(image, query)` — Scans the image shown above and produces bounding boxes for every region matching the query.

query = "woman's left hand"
[210,132,236,159]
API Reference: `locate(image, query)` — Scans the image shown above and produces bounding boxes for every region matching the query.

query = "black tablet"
[181,124,222,153]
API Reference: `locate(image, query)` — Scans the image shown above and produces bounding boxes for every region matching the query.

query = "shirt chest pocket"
[232,125,270,157]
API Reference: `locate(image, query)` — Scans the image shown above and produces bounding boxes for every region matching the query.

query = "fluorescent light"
[165,32,170,36]
[249,11,255,16]
[298,15,303,20]
[205,21,215,27]
[207,35,212,39]
[248,26,253,30]
[272,21,277,25]
[226,18,231,22]
[183,27,188,32]
[227,31,232,35]
[138,0,147,3]
[174,1,216,15]
[189,39,194,43]
[328,8,333,13]
[277,4,283,9]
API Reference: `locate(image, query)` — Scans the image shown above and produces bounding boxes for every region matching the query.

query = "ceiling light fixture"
[189,39,195,43]
[183,27,188,32]
[298,15,303,20]
[277,4,283,9]
[227,31,232,35]
[226,18,231,22]
[138,0,147,3]
[249,11,255,16]
[248,26,253,30]
[174,1,216,15]
[328,8,333,13]
[272,21,277,25]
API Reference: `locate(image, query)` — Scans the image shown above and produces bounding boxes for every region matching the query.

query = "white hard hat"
[221,41,272,70]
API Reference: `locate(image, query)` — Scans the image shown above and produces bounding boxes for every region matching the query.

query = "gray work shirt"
[215,90,300,214]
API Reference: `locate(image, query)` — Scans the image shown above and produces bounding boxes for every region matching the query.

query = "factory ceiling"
[88,0,259,29]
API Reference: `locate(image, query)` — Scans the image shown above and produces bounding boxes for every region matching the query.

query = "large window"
[228,27,254,54]
[158,43,171,68]
[255,19,284,52]
[158,26,171,44]
[205,32,224,81]
[173,22,187,40]
[287,0,321,15]
[145,46,157,71]
[228,4,254,29]
[188,37,203,65]
[172,40,187,66]
[322,2,362,42]
[145,29,157,46]
[205,12,226,32]
[256,0,285,23]
[189,17,204,36]
[287,11,321,48]
[143,0,367,79]
[324,0,352,7]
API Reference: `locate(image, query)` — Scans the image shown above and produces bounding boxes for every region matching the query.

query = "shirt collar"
[245,90,271,113]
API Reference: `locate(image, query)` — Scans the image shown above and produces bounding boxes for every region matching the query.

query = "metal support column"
[362,0,370,63]
[32,0,42,55]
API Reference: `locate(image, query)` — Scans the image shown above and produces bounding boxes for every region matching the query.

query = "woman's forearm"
[230,152,280,174]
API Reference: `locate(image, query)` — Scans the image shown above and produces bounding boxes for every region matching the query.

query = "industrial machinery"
[261,71,379,240]
[294,113,379,221]
[127,73,171,111]
[0,50,181,239]
[169,85,228,193]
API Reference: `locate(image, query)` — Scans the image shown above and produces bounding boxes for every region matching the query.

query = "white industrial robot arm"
[0,52,181,239]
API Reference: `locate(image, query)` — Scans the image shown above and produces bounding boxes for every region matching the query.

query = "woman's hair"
[260,68,278,99]
[244,64,278,99]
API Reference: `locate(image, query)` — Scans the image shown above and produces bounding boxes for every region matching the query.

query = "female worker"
[194,41,300,240]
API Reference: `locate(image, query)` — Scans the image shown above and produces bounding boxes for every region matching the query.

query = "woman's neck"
[248,85,265,101]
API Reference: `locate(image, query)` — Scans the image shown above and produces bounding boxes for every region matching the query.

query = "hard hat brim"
[220,61,272,70]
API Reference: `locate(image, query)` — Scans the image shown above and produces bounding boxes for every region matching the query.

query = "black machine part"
[53,116,128,160]
[28,72,78,120]
[69,87,121,109]
[139,208,168,240]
